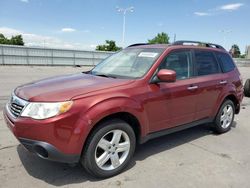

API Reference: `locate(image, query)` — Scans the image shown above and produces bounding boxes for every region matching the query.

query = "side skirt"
[140,118,213,144]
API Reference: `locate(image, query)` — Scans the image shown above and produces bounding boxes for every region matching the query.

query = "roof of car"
[128,43,169,49]
[127,41,226,52]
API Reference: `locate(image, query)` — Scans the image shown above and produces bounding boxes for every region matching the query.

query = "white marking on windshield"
[138,52,158,58]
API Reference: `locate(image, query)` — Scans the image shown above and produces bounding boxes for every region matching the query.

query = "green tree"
[10,35,24,46]
[96,40,122,51]
[0,33,24,46]
[197,42,207,47]
[148,32,170,44]
[240,54,246,59]
[0,33,7,44]
[230,44,241,58]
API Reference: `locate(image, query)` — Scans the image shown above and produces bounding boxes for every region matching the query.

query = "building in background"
[247,46,250,59]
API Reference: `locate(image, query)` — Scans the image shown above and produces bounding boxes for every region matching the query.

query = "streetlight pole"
[117,6,134,45]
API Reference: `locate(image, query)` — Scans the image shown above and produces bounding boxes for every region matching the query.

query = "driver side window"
[159,50,193,80]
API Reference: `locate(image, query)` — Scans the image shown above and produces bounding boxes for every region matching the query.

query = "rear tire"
[214,100,235,134]
[244,79,250,97]
[81,119,136,178]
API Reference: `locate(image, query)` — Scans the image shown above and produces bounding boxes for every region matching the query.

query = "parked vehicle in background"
[3,41,244,178]
[244,79,250,97]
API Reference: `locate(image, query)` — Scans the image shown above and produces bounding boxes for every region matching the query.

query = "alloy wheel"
[94,129,130,171]
[220,104,233,129]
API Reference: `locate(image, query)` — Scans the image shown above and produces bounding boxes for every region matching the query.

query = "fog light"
[34,145,48,158]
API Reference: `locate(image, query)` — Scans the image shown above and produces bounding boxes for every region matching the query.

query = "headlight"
[21,101,73,120]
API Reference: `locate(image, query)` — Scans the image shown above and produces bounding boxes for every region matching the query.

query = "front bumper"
[3,104,87,163]
[19,138,80,163]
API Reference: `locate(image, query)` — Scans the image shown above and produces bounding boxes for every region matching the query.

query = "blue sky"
[0,0,249,52]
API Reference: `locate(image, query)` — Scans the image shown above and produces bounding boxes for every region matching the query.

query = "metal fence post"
[73,50,76,66]
[92,51,95,66]
[26,47,29,65]
[1,45,4,65]
[51,49,54,65]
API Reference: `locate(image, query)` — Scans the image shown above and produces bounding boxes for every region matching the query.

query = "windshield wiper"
[94,73,117,78]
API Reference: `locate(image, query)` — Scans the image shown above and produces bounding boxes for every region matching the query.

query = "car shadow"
[17,122,237,186]
[133,122,236,162]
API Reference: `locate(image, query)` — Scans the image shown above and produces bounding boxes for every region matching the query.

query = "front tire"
[81,119,136,178]
[214,100,235,134]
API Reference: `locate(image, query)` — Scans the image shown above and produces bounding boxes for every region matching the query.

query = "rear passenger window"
[216,52,235,73]
[195,51,220,76]
[159,50,193,80]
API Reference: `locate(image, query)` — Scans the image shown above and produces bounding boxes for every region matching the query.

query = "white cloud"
[194,2,244,17]
[220,3,244,10]
[194,12,210,16]
[20,0,29,3]
[90,44,97,48]
[61,28,76,32]
[0,27,21,36]
[0,27,95,50]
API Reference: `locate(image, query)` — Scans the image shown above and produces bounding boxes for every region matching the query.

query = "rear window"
[216,52,235,73]
[194,51,220,76]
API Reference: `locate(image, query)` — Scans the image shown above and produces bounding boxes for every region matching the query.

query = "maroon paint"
[3,45,244,156]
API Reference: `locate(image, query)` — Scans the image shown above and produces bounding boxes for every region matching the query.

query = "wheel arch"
[212,93,240,119]
[90,112,141,142]
[81,112,142,156]
[224,94,240,114]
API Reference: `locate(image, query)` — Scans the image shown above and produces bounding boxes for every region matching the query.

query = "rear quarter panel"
[211,69,243,117]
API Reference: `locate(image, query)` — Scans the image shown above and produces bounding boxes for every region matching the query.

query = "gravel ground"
[0,65,250,188]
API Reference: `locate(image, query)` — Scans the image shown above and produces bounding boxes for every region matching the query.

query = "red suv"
[3,41,244,178]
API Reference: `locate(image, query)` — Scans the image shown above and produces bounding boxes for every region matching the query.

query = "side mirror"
[157,69,176,82]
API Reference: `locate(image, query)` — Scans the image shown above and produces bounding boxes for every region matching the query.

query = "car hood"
[15,73,134,102]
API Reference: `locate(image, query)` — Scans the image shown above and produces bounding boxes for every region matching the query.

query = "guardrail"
[234,58,250,66]
[0,44,114,66]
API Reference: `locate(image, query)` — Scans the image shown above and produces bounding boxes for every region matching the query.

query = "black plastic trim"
[140,118,213,144]
[19,138,80,163]
[127,43,149,48]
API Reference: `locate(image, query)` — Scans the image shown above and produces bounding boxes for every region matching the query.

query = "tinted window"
[194,51,220,76]
[216,52,235,73]
[159,50,193,80]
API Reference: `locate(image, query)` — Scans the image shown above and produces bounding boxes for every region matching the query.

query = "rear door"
[193,50,226,120]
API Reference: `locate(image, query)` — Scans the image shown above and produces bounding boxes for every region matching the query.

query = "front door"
[146,49,198,133]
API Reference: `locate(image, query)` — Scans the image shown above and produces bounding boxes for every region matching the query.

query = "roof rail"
[127,43,148,48]
[172,40,225,50]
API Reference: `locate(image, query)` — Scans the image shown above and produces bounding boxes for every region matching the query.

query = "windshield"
[91,48,164,79]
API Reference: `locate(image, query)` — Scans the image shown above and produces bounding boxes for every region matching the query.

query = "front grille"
[8,94,28,118]
[9,102,24,117]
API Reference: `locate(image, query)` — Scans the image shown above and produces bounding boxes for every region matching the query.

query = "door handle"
[219,80,227,85]
[187,85,198,90]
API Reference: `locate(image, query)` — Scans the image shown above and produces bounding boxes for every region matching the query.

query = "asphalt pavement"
[0,65,250,188]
